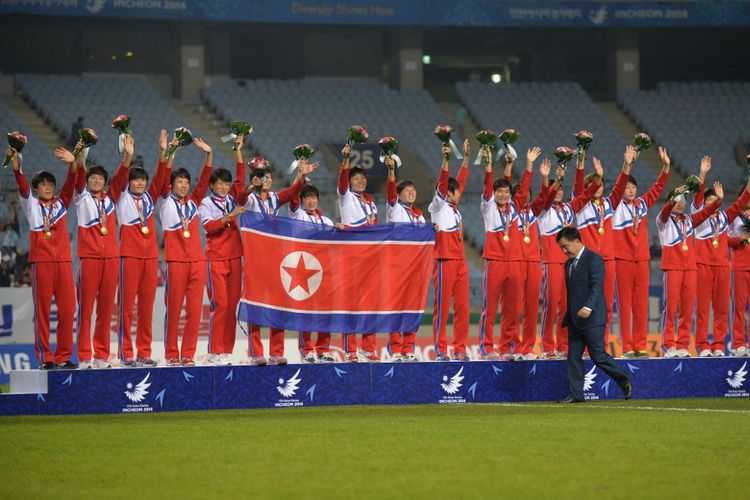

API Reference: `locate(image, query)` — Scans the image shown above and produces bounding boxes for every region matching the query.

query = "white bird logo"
[441,367,464,394]
[583,366,597,392]
[277,369,302,398]
[85,0,106,14]
[726,362,747,389]
[589,5,607,25]
[124,373,151,403]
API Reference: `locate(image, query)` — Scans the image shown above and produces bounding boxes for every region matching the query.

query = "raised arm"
[455,139,470,195]
[8,147,29,198]
[693,155,711,208]
[278,159,317,206]
[160,135,180,198]
[608,158,629,209]
[570,178,601,213]
[691,181,722,227]
[191,138,214,202]
[386,156,398,205]
[574,150,585,196]
[53,146,78,208]
[482,146,494,200]
[727,177,750,223]
[338,144,351,195]
[149,130,169,199]
[231,135,246,199]
[109,134,133,202]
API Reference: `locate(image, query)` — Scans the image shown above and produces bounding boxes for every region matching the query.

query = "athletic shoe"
[621,351,636,359]
[675,349,691,358]
[390,353,404,362]
[166,358,181,367]
[302,352,317,364]
[40,361,56,370]
[663,347,678,358]
[435,353,451,362]
[219,353,232,365]
[268,356,288,366]
[181,358,195,367]
[555,351,568,360]
[522,353,539,360]
[635,351,650,359]
[358,350,379,362]
[344,352,359,363]
[136,357,157,368]
[451,352,470,362]
[500,353,515,361]
[712,350,725,357]
[318,353,336,363]
[699,349,712,358]
[57,360,78,370]
[736,346,750,357]
[403,353,419,362]
[79,359,93,369]
[252,356,267,366]
[541,351,557,360]
[93,358,112,369]
[206,354,224,366]
[481,352,501,361]
[122,358,137,368]
[513,354,525,361]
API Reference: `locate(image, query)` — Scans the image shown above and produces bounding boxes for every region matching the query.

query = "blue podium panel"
[1,358,747,416]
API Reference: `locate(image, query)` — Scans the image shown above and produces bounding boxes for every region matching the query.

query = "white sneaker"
[676,349,691,358]
[664,347,678,358]
[302,352,317,364]
[390,353,404,362]
[712,350,725,357]
[318,353,336,363]
[206,354,223,366]
[93,358,112,369]
[500,353,516,361]
[219,353,232,365]
[736,346,750,357]
[79,360,93,369]
[523,353,539,360]
[403,353,419,362]
[699,349,712,358]
[555,351,568,360]
[513,353,525,361]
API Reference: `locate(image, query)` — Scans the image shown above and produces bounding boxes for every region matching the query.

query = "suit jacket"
[562,247,606,330]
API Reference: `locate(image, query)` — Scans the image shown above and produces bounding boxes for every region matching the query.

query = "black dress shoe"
[622,381,633,400]
[557,396,584,403]
[40,361,56,370]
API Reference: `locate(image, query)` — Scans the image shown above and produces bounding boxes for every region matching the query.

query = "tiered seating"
[619,82,750,188]
[456,81,634,248]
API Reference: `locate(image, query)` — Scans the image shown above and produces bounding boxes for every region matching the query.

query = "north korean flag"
[238,213,435,333]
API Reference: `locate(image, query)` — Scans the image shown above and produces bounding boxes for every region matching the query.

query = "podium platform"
[1,357,747,416]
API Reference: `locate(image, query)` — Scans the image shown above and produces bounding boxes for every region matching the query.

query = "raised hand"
[463,139,470,157]
[555,165,566,180]
[526,146,541,163]
[385,156,395,170]
[592,157,604,178]
[159,129,168,151]
[658,146,671,168]
[700,155,711,175]
[123,134,135,157]
[54,147,75,164]
[539,158,551,178]
[193,137,212,153]
[714,181,724,200]
[6,146,20,171]
[299,160,319,177]
[480,147,492,166]
[234,134,244,151]
[441,145,452,158]
[341,144,351,158]
[624,145,637,166]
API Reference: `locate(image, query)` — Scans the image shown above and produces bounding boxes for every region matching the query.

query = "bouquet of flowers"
[683,174,701,194]
[220,120,253,150]
[554,146,575,165]
[72,128,99,157]
[474,129,497,165]
[288,143,316,174]
[434,124,463,159]
[248,155,270,170]
[497,128,519,162]
[3,131,28,168]
[166,127,193,157]
[345,125,369,149]
[378,136,402,168]
[633,132,652,153]
[111,114,131,153]
[574,130,594,152]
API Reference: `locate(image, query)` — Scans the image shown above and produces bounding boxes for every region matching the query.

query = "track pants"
[732,270,750,349]
[299,332,332,356]
[164,260,207,360]
[118,257,158,360]
[695,263,730,352]
[479,260,522,356]
[31,262,75,365]
[660,269,697,351]
[206,258,242,355]
[518,261,542,355]
[432,259,469,356]
[76,257,118,362]
[541,262,568,353]
[615,260,650,353]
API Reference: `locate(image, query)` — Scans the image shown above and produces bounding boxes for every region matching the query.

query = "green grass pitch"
[1,399,749,498]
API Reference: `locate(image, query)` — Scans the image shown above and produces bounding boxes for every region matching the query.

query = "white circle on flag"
[279,251,323,301]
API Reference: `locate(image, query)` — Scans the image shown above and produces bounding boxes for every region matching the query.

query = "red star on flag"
[282,254,321,295]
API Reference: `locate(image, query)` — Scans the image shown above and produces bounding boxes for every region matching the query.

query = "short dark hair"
[31,171,56,190]
[704,188,717,199]
[556,226,581,242]
[493,178,511,192]
[396,179,415,194]
[210,167,232,185]
[86,165,108,184]
[170,168,191,185]
[251,168,271,179]
[300,184,320,200]
[447,177,460,194]
[626,175,637,187]
[349,166,367,181]
[128,167,149,182]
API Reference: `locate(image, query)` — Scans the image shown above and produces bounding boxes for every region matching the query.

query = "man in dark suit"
[556,227,633,403]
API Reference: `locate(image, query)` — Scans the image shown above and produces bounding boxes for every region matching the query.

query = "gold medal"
[141,226,149,235]
[183,230,191,239]
[523,236,531,244]
[681,244,689,251]
[43,231,52,240]
[712,240,719,248]
[100,226,108,236]
[503,234,510,243]
[598,227,605,235]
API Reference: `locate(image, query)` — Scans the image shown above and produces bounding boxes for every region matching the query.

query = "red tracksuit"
[516,183,553,355]
[428,165,470,357]
[692,185,749,353]
[115,160,167,361]
[656,199,719,351]
[537,181,599,354]
[158,164,212,361]
[15,167,76,366]
[478,169,531,357]
[612,172,667,354]
[198,161,245,356]
[574,169,628,345]
[242,179,305,358]
[337,167,379,355]
[729,219,750,350]
[73,162,125,363]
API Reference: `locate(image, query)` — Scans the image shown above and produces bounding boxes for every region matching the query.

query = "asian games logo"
[279,251,322,301]
[122,373,155,413]
[275,368,304,407]
[439,367,466,404]
[85,0,106,14]
[724,362,749,398]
